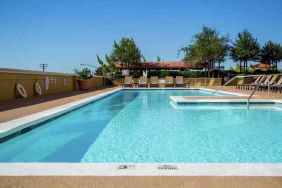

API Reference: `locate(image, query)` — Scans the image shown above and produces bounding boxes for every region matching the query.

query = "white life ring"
[34,82,42,96]
[16,84,28,98]
[45,76,49,90]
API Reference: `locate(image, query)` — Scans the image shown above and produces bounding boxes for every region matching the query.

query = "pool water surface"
[0,89,281,163]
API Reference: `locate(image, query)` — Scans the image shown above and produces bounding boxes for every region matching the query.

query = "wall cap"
[0,68,76,76]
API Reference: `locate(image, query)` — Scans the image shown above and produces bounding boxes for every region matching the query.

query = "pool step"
[170,96,279,104]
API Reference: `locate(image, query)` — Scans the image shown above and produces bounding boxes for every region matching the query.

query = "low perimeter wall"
[113,77,222,87]
[0,69,105,102]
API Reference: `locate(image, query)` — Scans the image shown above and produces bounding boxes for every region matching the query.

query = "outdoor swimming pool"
[0,89,281,163]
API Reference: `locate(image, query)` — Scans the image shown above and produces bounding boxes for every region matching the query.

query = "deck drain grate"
[158,165,179,170]
[117,165,136,170]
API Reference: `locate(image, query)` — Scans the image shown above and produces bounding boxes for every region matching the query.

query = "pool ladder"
[247,84,260,110]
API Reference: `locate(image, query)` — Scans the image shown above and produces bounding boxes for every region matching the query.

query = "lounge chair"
[175,76,185,87]
[258,75,278,91]
[150,76,159,87]
[245,75,267,90]
[165,76,174,87]
[250,75,271,91]
[138,76,148,87]
[123,76,134,87]
[237,75,262,90]
[270,76,282,93]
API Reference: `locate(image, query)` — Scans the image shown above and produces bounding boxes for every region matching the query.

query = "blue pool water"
[0,89,282,163]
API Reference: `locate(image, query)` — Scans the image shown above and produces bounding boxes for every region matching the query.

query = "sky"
[0,0,282,73]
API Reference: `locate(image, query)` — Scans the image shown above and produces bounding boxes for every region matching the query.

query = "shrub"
[75,68,92,80]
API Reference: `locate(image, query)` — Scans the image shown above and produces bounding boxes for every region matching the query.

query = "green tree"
[235,63,241,73]
[75,68,92,80]
[96,55,107,76]
[94,67,104,76]
[96,37,142,75]
[142,55,147,62]
[157,56,161,62]
[261,41,282,70]
[180,26,229,77]
[215,35,229,77]
[111,37,142,69]
[230,29,260,73]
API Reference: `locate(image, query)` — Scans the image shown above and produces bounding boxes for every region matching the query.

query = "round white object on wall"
[63,78,68,86]
[45,76,50,90]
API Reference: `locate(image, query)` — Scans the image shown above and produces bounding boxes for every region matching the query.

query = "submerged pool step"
[170,96,280,104]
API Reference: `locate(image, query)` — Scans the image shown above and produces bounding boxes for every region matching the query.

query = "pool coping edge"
[0,163,281,176]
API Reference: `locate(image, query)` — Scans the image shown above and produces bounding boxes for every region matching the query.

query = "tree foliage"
[261,41,282,70]
[94,66,104,76]
[75,68,92,80]
[157,56,161,62]
[110,37,142,68]
[96,37,142,76]
[230,29,260,72]
[180,26,229,77]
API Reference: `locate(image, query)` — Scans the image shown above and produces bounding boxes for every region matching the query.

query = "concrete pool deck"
[0,86,281,187]
[1,176,281,188]
[0,86,119,123]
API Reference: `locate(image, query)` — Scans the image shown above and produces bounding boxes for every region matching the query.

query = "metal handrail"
[211,73,282,109]
[212,74,261,96]
[247,84,260,109]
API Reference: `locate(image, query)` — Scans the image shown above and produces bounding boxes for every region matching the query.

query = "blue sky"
[0,0,282,73]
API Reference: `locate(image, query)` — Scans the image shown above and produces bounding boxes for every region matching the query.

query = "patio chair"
[123,76,134,87]
[249,75,272,91]
[246,75,267,90]
[258,74,278,91]
[237,75,262,90]
[270,76,282,93]
[138,76,148,87]
[175,76,185,87]
[150,76,159,87]
[165,76,174,87]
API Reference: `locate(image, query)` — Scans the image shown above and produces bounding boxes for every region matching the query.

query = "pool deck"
[0,87,118,123]
[0,86,281,188]
[1,176,281,188]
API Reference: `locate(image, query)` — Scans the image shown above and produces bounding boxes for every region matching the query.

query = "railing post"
[268,75,270,98]
[247,84,260,110]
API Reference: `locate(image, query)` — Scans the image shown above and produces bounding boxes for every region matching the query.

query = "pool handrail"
[247,84,260,109]
[211,74,263,96]
[212,74,282,109]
